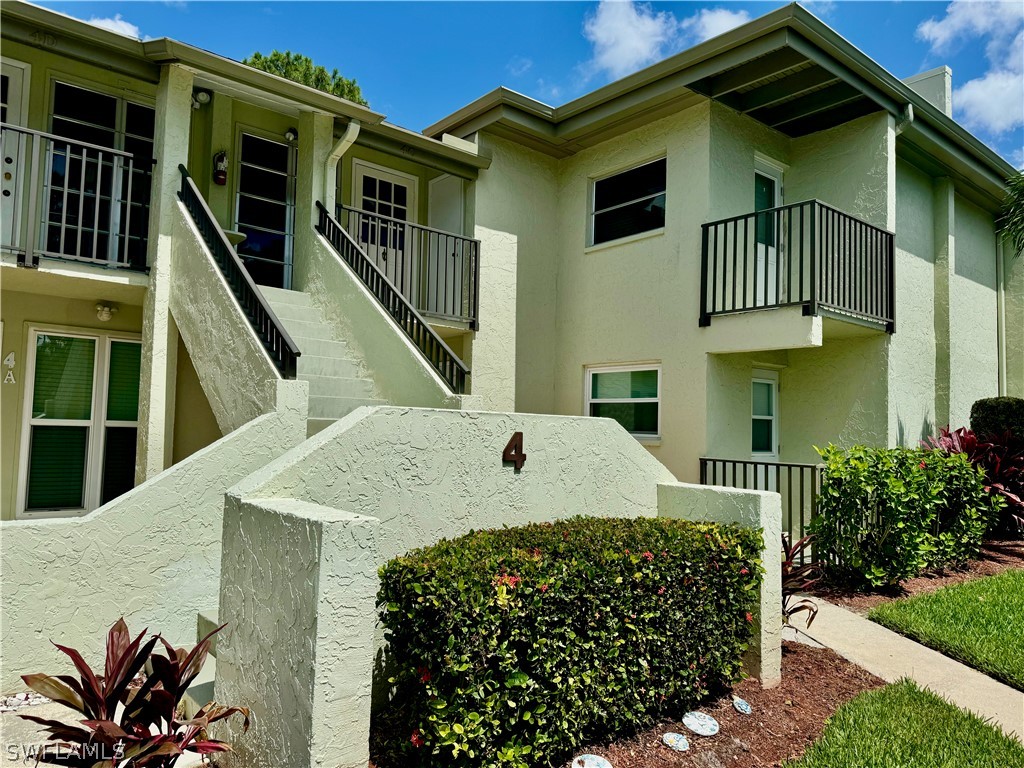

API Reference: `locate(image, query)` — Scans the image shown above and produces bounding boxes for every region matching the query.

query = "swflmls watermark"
[6,740,125,761]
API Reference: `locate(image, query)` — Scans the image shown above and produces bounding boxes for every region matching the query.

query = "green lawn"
[868,569,1024,690]
[788,680,1024,768]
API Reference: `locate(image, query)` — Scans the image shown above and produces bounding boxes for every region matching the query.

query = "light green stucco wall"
[1006,245,1024,397]
[0,288,144,519]
[171,335,221,464]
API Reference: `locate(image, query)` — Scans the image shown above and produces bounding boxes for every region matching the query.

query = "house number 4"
[502,431,526,470]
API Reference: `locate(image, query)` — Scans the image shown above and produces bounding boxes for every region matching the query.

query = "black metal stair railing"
[316,201,468,394]
[699,199,895,332]
[177,165,299,378]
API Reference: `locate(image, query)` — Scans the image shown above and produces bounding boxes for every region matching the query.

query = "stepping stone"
[572,755,612,768]
[733,696,753,715]
[682,711,720,736]
[662,732,690,751]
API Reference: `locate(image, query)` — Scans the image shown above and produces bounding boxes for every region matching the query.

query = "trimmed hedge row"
[376,517,763,768]
[812,445,1000,588]
[971,397,1024,444]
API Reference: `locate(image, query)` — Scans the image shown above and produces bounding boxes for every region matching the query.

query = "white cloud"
[917,1,1024,136]
[507,56,533,77]
[583,1,679,80]
[680,8,752,44]
[86,14,141,39]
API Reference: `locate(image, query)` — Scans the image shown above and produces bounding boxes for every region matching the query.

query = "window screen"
[588,367,660,437]
[591,158,666,246]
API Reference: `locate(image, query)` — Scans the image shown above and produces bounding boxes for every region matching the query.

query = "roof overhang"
[425,3,1014,205]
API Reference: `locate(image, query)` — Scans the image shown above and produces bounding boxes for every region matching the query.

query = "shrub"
[19,618,248,766]
[376,517,762,768]
[924,426,1024,536]
[970,397,1024,444]
[811,445,998,588]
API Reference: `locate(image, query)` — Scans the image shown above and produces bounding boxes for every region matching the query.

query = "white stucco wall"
[0,379,307,691]
[1005,243,1024,398]
[169,201,281,433]
[472,135,560,415]
[216,498,379,768]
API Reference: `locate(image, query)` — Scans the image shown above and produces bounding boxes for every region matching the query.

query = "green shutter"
[31,335,95,420]
[26,425,88,509]
[106,341,141,421]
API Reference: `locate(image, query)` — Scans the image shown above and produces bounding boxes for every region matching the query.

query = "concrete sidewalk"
[801,597,1024,742]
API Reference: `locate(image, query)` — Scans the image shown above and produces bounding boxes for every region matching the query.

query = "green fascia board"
[355,123,490,178]
[425,2,1015,194]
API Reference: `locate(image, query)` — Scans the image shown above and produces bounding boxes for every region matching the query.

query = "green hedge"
[376,517,763,768]
[970,397,1024,443]
[812,446,998,588]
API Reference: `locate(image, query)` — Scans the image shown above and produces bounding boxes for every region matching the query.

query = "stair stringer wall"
[169,200,284,433]
[292,232,464,410]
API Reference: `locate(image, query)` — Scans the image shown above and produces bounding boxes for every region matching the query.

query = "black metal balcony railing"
[1,122,152,270]
[700,457,823,555]
[317,202,469,394]
[338,204,480,329]
[178,165,300,379]
[699,200,895,332]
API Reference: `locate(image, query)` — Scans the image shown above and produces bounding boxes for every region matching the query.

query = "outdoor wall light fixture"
[96,303,119,322]
[284,127,299,142]
[191,89,212,110]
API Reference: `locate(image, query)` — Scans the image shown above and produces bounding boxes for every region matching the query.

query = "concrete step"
[278,318,338,341]
[258,285,313,306]
[291,336,350,359]
[308,395,386,420]
[267,302,323,324]
[299,373,376,399]
[296,354,363,379]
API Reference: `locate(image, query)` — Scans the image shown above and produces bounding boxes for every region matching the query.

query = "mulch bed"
[813,539,1024,615]
[562,642,883,768]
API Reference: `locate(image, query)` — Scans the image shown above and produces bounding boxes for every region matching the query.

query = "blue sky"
[36,1,1024,166]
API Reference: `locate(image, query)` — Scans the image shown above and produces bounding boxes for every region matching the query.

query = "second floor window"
[590,157,666,246]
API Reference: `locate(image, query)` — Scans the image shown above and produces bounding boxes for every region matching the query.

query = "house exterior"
[0,0,1021,716]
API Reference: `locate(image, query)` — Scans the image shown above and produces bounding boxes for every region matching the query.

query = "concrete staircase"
[260,286,385,436]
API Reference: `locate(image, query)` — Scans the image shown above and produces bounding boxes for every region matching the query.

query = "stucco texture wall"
[1005,245,1024,398]
[171,335,222,464]
[0,379,307,691]
[472,135,560,415]
[169,200,281,432]
[0,289,144,519]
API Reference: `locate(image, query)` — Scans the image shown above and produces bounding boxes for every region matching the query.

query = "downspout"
[996,235,1007,395]
[324,118,361,206]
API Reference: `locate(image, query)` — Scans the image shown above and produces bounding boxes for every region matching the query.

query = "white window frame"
[585,363,662,440]
[588,156,666,248]
[751,369,779,459]
[16,326,141,519]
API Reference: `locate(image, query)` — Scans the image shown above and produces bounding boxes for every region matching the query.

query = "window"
[751,373,778,456]
[235,132,296,288]
[586,365,661,438]
[590,158,666,246]
[18,329,142,516]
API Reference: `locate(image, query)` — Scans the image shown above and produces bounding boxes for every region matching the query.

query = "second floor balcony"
[699,200,895,334]
[1,123,153,272]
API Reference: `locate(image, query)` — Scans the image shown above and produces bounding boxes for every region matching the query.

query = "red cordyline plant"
[782,534,821,628]
[923,426,1024,534]
[19,618,249,766]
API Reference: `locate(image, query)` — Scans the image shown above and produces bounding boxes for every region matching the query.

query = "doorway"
[1,58,29,250]
[754,160,783,307]
[353,159,419,297]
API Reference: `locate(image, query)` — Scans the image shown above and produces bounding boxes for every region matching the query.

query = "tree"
[1000,171,1024,258]
[242,50,367,106]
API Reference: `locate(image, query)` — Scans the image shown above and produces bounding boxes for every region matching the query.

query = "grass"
[868,569,1024,690]
[788,680,1024,768]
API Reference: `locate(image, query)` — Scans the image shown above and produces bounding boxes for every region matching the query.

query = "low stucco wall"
[169,200,281,433]
[232,406,676,561]
[214,407,780,767]
[0,379,307,691]
[658,482,782,687]
[293,231,462,410]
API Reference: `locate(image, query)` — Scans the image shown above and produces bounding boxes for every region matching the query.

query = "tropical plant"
[782,533,820,628]
[998,170,1024,259]
[19,618,248,766]
[924,426,1024,536]
[376,516,762,768]
[812,445,997,588]
[242,50,367,105]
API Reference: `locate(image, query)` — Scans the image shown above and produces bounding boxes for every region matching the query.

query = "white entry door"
[754,164,782,307]
[1,59,28,250]
[353,160,419,298]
